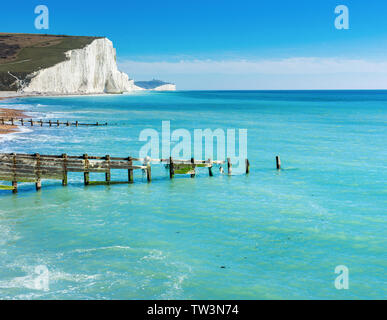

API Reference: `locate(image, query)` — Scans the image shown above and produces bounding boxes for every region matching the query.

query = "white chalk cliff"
[23,38,139,94]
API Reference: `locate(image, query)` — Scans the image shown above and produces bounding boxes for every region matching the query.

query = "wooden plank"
[0,167,65,177]
[0,175,31,182]
[0,164,143,174]
[0,161,145,171]
[0,171,63,180]
[0,165,64,174]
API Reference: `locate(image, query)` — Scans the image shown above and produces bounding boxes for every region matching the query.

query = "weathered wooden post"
[128,157,134,183]
[208,158,213,177]
[105,155,111,184]
[169,157,174,179]
[191,157,195,178]
[40,119,43,127]
[57,120,60,127]
[66,121,69,127]
[12,153,17,193]
[30,119,33,126]
[49,120,52,127]
[276,156,281,170]
[12,181,18,193]
[75,121,78,127]
[62,153,68,186]
[1,118,4,125]
[11,118,14,125]
[35,153,41,191]
[83,154,90,185]
[96,122,99,126]
[21,119,24,126]
[146,164,151,182]
[245,158,250,174]
[35,180,42,191]
[227,158,232,175]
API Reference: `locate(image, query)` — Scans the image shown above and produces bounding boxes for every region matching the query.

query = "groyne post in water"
[105,155,111,184]
[83,154,90,185]
[169,157,174,179]
[191,157,195,178]
[35,153,41,191]
[276,156,281,170]
[128,157,134,183]
[62,153,68,186]
[12,153,17,193]
[227,158,232,175]
[208,158,213,177]
[146,164,151,182]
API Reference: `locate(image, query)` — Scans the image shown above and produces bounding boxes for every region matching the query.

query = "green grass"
[0,36,100,73]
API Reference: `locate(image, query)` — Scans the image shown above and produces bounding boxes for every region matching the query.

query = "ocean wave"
[71,245,132,254]
[0,126,33,143]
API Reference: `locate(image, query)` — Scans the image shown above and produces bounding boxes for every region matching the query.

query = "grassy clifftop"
[0,33,101,90]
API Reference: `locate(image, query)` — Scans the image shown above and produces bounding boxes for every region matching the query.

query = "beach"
[0,92,28,134]
[0,107,27,134]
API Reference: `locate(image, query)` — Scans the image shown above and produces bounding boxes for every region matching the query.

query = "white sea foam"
[141,249,165,261]
[0,126,33,143]
[71,245,132,254]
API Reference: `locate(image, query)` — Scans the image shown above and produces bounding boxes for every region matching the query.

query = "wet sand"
[0,107,27,134]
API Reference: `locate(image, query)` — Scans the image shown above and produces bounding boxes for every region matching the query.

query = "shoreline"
[0,91,145,135]
[0,107,28,134]
[0,91,129,100]
[0,92,30,134]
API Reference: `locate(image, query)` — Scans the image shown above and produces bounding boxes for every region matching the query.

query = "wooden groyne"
[0,118,107,127]
[0,153,249,193]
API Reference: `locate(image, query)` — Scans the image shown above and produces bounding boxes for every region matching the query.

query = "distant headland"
[134,79,176,91]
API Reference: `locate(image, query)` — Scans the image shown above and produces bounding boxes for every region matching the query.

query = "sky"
[1,0,387,89]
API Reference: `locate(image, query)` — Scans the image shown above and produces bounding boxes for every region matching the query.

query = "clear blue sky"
[2,0,387,89]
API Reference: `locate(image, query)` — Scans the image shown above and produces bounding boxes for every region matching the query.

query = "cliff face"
[22,38,138,94]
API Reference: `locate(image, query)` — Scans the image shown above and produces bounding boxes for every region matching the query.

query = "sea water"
[0,91,385,299]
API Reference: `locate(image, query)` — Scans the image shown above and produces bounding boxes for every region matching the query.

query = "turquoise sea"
[0,91,386,299]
